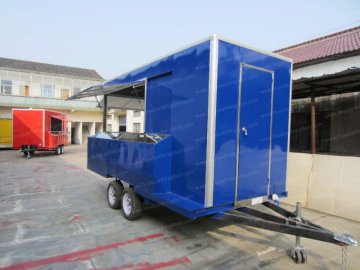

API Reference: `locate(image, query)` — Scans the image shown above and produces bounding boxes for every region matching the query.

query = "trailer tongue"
[215,201,357,263]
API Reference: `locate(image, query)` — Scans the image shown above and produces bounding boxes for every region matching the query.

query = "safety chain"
[341,245,348,270]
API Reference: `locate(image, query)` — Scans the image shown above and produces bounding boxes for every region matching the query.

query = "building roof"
[0,57,104,81]
[275,26,360,66]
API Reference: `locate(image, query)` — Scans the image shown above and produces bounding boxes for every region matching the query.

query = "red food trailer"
[12,109,68,158]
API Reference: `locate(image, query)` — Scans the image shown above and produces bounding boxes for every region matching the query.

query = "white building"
[0,57,125,146]
[125,110,144,133]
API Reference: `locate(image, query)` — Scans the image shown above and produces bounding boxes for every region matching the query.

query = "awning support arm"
[102,95,107,132]
[95,95,102,110]
[133,85,144,111]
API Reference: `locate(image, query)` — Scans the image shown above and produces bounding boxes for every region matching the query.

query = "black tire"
[300,249,307,263]
[293,249,307,264]
[121,188,143,220]
[55,147,61,155]
[23,151,27,157]
[293,250,301,264]
[107,181,124,209]
[60,146,64,154]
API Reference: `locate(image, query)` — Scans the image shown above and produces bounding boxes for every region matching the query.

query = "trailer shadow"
[139,205,297,268]
[144,204,288,245]
[15,151,61,159]
[139,204,338,269]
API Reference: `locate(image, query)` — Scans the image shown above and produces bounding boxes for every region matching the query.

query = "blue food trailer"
[69,35,356,263]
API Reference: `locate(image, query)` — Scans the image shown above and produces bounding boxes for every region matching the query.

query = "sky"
[1,0,360,79]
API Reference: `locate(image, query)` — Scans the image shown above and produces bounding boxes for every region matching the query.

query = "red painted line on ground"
[32,165,80,173]
[90,256,191,270]
[32,166,55,173]
[0,233,164,270]
[63,165,82,170]
[163,235,181,245]
[1,218,32,227]
[68,214,83,223]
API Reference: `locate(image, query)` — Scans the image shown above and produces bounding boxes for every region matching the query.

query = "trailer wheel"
[293,250,301,264]
[107,181,123,209]
[300,249,307,263]
[55,147,61,155]
[60,146,64,154]
[121,188,143,220]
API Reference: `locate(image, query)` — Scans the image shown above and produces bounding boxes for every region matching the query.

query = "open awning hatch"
[67,81,145,100]
[67,80,145,110]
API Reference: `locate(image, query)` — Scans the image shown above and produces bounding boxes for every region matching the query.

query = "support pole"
[295,202,302,247]
[311,89,316,154]
[103,94,107,132]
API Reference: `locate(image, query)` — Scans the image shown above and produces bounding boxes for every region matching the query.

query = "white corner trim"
[205,34,219,207]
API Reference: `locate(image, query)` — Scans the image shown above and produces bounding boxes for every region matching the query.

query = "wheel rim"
[122,193,132,216]
[108,185,116,205]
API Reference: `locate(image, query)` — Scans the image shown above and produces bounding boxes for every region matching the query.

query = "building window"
[1,80,12,94]
[73,87,81,95]
[61,88,70,99]
[19,85,30,96]
[119,115,126,132]
[41,84,54,97]
[133,110,141,117]
[133,123,141,133]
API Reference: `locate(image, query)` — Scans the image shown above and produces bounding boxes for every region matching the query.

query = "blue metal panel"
[88,135,172,195]
[214,40,291,206]
[237,65,272,200]
[100,41,211,205]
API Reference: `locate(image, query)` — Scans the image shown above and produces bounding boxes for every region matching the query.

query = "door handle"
[241,127,248,136]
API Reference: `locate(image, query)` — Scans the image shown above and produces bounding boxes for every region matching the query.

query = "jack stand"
[291,202,307,263]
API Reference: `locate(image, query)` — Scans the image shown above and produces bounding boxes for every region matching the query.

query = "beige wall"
[284,152,360,222]
[66,110,102,122]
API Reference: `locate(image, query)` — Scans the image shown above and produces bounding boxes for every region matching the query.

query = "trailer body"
[12,109,68,153]
[76,36,292,219]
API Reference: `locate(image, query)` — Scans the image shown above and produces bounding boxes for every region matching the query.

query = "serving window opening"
[51,117,63,133]
[67,78,149,134]
[106,82,146,133]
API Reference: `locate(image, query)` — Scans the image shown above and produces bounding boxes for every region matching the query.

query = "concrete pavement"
[0,145,359,269]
